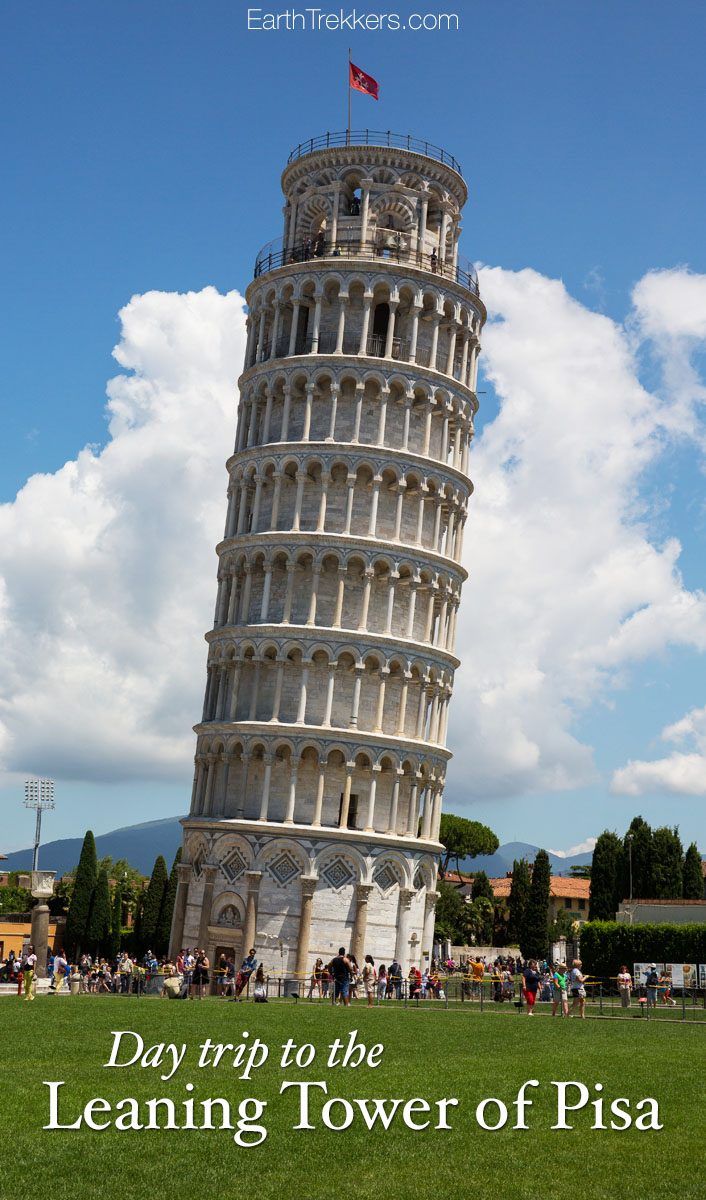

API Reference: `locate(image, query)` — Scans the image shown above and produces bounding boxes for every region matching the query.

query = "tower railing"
[253,234,480,296]
[286,130,463,175]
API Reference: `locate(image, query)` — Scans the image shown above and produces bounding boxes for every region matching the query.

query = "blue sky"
[2,2,705,856]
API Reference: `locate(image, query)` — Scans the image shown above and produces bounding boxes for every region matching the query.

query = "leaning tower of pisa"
[169,130,485,980]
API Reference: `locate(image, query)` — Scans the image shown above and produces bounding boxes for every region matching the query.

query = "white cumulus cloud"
[548,837,597,859]
[611,705,706,797]
[0,286,246,783]
[0,269,705,813]
[447,265,706,801]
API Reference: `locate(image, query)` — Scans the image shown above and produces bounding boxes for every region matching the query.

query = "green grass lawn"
[1,996,703,1200]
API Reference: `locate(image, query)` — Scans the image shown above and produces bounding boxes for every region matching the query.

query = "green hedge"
[579,921,706,977]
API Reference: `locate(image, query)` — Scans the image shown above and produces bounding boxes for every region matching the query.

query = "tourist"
[471,956,484,999]
[253,964,268,1003]
[51,949,68,994]
[190,948,210,999]
[376,963,387,1001]
[234,948,258,1000]
[388,958,403,999]
[21,944,37,1001]
[569,959,587,1018]
[645,964,660,1010]
[320,962,331,1000]
[348,953,360,1000]
[117,952,133,994]
[552,962,569,1017]
[522,959,540,1016]
[329,947,352,1007]
[363,955,377,1007]
[307,958,324,999]
[658,969,677,1007]
[617,964,632,1009]
[408,964,422,1000]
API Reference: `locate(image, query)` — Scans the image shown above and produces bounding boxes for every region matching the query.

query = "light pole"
[626,832,634,904]
[23,778,55,871]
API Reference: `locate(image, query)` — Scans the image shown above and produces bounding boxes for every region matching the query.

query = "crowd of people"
[0,944,687,1013]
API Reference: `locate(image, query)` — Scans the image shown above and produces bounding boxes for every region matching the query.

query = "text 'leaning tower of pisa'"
[169,129,486,981]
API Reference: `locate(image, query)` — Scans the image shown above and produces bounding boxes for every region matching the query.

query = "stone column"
[333,567,346,626]
[384,299,399,358]
[260,564,273,622]
[281,386,292,440]
[365,764,380,832]
[352,383,364,441]
[330,184,341,244]
[242,871,262,956]
[387,769,402,834]
[339,763,354,828]
[307,566,321,624]
[409,305,421,364]
[360,178,372,244]
[302,383,315,440]
[261,386,272,444]
[294,876,319,981]
[351,883,374,962]
[312,758,327,826]
[328,383,340,438]
[168,862,192,959]
[285,761,299,823]
[197,865,218,950]
[394,888,415,971]
[376,386,389,444]
[368,477,381,537]
[310,297,322,355]
[288,300,301,356]
[30,903,50,979]
[349,666,364,727]
[422,890,439,967]
[259,754,273,820]
[323,663,336,726]
[396,673,410,735]
[358,295,372,356]
[406,777,421,836]
[269,307,281,360]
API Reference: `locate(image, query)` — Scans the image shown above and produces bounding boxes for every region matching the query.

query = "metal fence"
[253,235,480,296]
[286,130,463,175]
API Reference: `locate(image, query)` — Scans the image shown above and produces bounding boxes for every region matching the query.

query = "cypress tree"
[155,847,182,958]
[619,816,654,900]
[471,870,494,902]
[507,859,531,944]
[589,831,622,919]
[109,882,123,960]
[87,866,112,957]
[65,830,98,958]
[139,855,168,956]
[520,849,551,960]
[651,826,683,898]
[683,842,703,900]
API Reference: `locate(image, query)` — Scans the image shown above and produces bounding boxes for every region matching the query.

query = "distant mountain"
[458,840,593,877]
[2,816,185,876]
[3,818,592,880]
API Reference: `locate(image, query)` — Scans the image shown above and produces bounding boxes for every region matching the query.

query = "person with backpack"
[645,964,660,1009]
[329,947,353,1007]
[51,950,68,994]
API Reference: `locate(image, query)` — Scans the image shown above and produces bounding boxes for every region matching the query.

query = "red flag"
[349,61,379,100]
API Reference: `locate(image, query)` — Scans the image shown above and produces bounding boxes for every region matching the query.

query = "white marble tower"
[170,131,485,979]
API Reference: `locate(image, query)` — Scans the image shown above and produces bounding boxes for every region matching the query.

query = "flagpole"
[347,47,351,144]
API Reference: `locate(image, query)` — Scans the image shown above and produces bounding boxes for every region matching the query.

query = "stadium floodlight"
[23,778,55,871]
